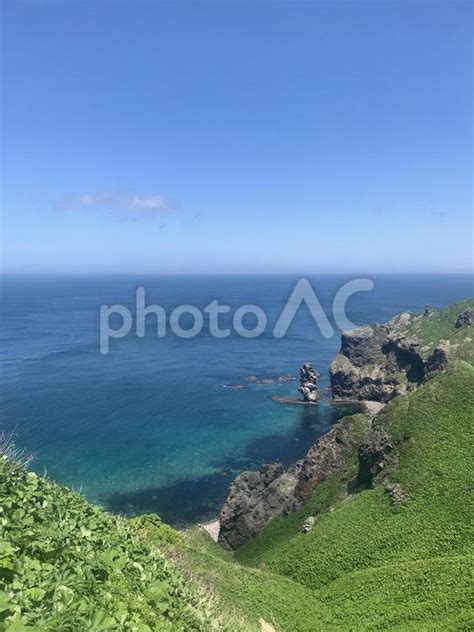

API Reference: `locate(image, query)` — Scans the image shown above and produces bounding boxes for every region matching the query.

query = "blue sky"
[2,0,472,274]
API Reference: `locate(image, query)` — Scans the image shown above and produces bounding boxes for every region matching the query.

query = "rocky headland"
[329,311,450,402]
[217,301,472,551]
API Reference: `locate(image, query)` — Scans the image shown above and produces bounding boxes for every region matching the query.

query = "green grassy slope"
[176,529,326,632]
[0,456,211,631]
[317,555,473,630]
[403,298,474,360]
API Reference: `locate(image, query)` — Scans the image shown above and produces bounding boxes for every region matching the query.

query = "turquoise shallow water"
[0,274,472,525]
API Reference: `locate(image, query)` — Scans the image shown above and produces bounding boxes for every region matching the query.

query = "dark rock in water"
[298,363,320,402]
[244,375,276,385]
[278,374,296,383]
[270,395,312,405]
[455,307,474,329]
[218,418,358,550]
[244,375,259,383]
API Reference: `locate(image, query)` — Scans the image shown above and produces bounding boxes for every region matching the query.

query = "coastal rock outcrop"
[298,363,320,402]
[329,312,449,403]
[293,420,354,504]
[423,342,450,380]
[218,462,299,550]
[218,302,472,551]
[357,422,399,487]
[218,418,358,550]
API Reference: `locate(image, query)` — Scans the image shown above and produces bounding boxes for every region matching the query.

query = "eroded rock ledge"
[329,313,448,403]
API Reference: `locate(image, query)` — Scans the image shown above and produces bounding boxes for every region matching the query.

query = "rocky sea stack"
[298,362,320,402]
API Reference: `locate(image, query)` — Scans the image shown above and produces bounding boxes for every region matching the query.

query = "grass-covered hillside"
[1,299,473,631]
[402,299,474,361]
[0,449,214,631]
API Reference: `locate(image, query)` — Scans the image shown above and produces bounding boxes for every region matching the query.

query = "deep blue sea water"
[1,274,472,525]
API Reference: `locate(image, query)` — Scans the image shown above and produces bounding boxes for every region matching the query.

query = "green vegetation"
[403,298,474,360]
[0,454,211,631]
[1,300,473,630]
[175,529,323,632]
[129,514,185,548]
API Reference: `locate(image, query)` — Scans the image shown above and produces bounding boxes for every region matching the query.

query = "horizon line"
[1,271,473,278]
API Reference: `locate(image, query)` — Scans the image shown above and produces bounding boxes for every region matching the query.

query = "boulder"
[455,307,474,329]
[384,482,409,506]
[302,516,317,533]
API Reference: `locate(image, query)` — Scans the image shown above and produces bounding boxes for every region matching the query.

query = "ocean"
[1,274,472,525]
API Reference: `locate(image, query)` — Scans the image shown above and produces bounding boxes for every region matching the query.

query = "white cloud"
[62,191,177,221]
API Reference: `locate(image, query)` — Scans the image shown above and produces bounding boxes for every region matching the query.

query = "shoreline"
[195,399,384,545]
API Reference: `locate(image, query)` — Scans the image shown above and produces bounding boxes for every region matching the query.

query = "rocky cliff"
[218,300,473,551]
[329,311,449,402]
[218,416,363,550]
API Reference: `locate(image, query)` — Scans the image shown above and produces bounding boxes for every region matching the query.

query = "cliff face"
[218,300,473,551]
[219,463,299,550]
[329,313,447,402]
[218,417,364,550]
